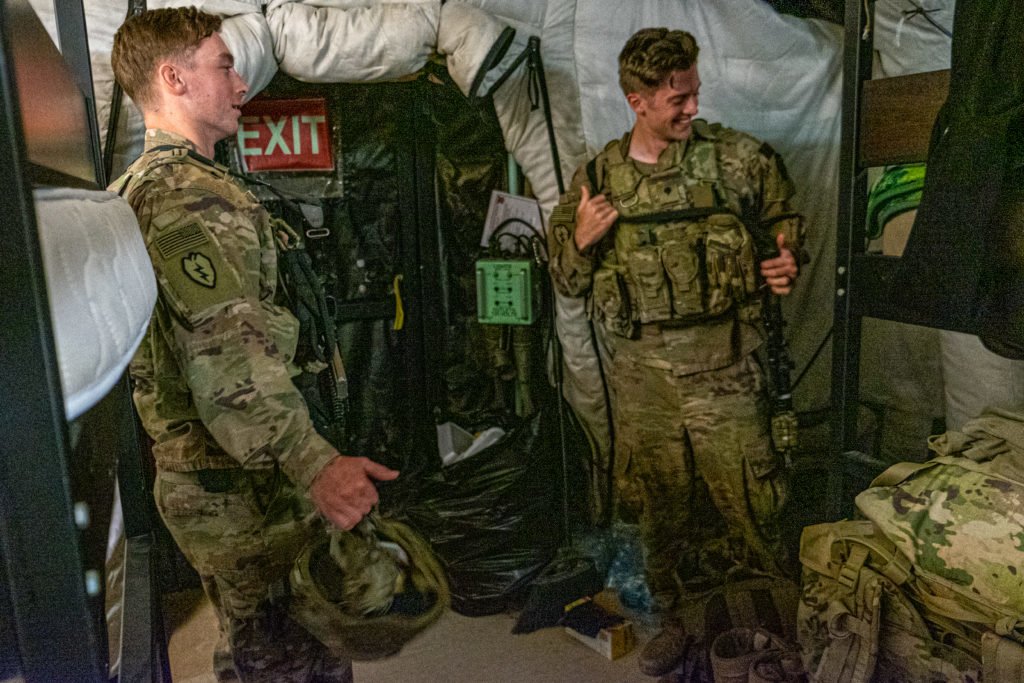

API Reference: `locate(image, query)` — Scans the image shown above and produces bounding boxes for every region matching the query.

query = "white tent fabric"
[436,1,512,98]
[941,332,1024,431]
[874,0,954,77]
[265,0,440,83]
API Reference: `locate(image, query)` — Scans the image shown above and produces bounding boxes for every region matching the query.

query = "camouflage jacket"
[548,120,804,376]
[110,129,336,490]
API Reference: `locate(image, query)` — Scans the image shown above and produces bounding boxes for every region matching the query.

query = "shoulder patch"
[181,252,218,288]
[551,203,576,224]
[149,217,244,323]
[154,222,209,260]
[759,142,777,160]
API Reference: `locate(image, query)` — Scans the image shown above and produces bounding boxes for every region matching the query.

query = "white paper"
[479,190,544,249]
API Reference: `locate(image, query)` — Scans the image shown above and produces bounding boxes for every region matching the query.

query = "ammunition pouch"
[581,134,761,338]
[589,211,758,338]
[589,267,635,338]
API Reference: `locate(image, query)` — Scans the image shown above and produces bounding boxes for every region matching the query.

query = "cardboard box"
[564,620,635,660]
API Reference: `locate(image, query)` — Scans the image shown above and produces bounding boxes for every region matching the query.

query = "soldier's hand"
[760,233,798,295]
[573,185,619,252]
[308,455,399,530]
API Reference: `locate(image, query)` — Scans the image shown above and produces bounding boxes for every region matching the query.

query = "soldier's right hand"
[308,455,400,530]
[573,185,619,252]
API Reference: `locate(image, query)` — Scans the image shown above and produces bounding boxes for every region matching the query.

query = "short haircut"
[618,28,700,97]
[111,7,222,109]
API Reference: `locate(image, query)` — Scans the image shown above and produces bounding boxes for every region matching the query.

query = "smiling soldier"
[547,27,806,677]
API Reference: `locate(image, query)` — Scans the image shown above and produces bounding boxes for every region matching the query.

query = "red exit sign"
[236,97,334,172]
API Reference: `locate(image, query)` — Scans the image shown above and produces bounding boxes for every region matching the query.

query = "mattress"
[34,188,157,421]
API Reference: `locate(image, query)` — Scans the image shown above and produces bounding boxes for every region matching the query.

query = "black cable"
[489,217,548,261]
[491,216,547,245]
[489,233,534,259]
[902,0,952,39]
[793,325,833,391]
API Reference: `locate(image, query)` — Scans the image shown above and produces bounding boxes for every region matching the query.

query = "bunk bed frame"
[0,0,169,679]
[830,0,952,515]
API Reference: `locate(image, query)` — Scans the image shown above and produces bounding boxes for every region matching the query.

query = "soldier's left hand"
[760,233,798,295]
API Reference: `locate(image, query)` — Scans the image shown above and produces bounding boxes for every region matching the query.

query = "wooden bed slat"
[859,69,950,167]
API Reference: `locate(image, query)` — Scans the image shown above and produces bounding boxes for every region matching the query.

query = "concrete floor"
[163,587,659,683]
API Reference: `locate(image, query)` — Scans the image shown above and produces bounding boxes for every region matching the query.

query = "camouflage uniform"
[111,129,351,682]
[548,120,804,618]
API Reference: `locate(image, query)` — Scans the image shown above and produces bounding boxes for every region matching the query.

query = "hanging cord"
[488,217,547,260]
[862,0,874,41]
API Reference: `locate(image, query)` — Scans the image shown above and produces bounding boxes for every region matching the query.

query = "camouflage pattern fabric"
[548,119,804,376]
[797,520,984,683]
[111,129,337,490]
[157,468,352,682]
[856,408,1024,615]
[609,352,789,618]
[288,514,450,662]
[111,129,347,681]
[799,407,1024,683]
[547,120,800,622]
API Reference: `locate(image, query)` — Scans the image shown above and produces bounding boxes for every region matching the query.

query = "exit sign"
[236,97,333,172]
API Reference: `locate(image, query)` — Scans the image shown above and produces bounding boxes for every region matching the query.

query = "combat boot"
[639,623,690,677]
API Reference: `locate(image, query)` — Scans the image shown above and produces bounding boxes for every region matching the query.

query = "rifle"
[762,283,798,468]
[273,208,350,450]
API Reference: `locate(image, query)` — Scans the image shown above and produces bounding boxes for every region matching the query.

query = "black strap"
[586,157,600,194]
[616,206,729,224]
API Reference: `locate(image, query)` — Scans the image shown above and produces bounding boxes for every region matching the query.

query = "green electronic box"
[475,258,540,325]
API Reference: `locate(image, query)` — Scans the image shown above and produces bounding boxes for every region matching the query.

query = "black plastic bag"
[397,411,560,616]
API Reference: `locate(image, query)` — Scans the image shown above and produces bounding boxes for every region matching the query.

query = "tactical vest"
[587,134,759,338]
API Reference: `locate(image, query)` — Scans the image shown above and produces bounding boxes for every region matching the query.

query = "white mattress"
[34,188,157,421]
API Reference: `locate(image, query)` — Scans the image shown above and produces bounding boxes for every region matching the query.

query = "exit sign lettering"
[236,97,333,172]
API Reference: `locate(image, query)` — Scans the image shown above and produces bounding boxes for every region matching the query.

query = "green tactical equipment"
[289,513,450,661]
[797,408,1024,682]
[476,258,541,325]
[865,163,926,240]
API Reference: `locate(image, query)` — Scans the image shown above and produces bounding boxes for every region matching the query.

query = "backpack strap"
[983,631,1024,681]
[586,156,600,194]
[869,459,937,488]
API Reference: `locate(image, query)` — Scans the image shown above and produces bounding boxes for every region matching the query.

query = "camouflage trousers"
[156,467,353,683]
[607,353,789,619]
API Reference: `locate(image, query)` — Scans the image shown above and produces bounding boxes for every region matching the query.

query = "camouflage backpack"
[797,408,1024,682]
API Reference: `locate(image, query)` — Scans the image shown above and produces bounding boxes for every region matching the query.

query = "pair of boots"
[639,625,805,682]
[709,628,805,683]
[638,624,692,677]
